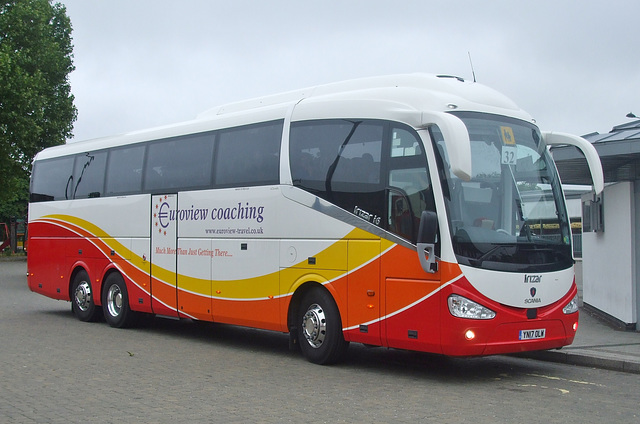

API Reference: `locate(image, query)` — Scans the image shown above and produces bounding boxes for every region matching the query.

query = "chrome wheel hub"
[74,281,92,312]
[106,284,123,317]
[302,303,327,348]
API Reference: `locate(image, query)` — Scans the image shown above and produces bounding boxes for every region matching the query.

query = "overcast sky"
[59,0,640,143]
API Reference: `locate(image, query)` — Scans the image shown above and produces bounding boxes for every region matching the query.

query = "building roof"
[551,119,640,184]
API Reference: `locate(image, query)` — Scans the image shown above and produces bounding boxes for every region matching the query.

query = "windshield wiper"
[470,244,509,267]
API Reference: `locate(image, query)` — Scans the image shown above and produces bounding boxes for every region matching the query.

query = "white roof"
[35,73,533,161]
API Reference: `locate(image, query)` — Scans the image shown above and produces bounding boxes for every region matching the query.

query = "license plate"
[519,328,546,340]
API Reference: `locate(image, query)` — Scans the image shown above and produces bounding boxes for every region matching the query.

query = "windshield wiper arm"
[471,244,508,267]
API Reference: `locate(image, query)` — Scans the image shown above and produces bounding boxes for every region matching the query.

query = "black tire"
[297,287,349,365]
[102,272,137,328]
[71,270,102,322]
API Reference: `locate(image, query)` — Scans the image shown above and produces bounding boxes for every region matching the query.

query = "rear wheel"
[297,287,349,365]
[71,270,101,322]
[102,272,137,328]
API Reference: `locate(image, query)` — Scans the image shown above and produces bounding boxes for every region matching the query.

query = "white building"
[552,120,640,331]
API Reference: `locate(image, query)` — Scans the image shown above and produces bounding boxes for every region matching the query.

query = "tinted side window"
[144,132,215,192]
[215,120,282,187]
[30,156,75,202]
[290,120,384,223]
[105,144,146,195]
[72,151,107,199]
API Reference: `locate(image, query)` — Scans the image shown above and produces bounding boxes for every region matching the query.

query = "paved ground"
[2,257,640,423]
[521,307,640,373]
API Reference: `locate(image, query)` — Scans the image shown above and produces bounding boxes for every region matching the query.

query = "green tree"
[0,0,76,223]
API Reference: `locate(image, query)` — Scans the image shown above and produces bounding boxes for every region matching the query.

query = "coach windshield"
[433,112,573,273]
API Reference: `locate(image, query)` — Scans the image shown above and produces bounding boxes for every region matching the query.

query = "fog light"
[464,330,476,340]
[572,322,578,332]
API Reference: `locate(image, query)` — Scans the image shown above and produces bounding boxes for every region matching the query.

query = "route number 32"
[501,146,517,165]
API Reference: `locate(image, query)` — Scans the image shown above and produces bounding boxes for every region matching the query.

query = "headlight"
[563,294,579,314]
[448,294,496,319]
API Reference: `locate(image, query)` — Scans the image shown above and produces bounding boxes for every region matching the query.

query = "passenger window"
[215,121,282,187]
[391,128,423,158]
[72,151,107,199]
[290,120,384,224]
[145,132,215,192]
[105,144,145,195]
[30,156,75,202]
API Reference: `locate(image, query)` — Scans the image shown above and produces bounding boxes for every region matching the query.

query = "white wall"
[635,181,640,331]
[582,181,637,325]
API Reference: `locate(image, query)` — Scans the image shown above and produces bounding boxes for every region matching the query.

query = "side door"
[150,194,179,317]
[382,125,442,352]
[146,130,216,319]
[176,192,212,321]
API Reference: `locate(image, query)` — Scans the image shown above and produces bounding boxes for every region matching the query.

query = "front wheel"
[297,287,349,365]
[102,273,137,328]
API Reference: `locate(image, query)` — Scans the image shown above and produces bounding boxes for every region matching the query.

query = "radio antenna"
[468,52,477,83]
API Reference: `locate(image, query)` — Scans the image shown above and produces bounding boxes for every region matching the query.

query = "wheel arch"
[101,267,138,328]
[287,279,343,334]
[290,279,350,364]
[68,262,91,303]
[69,262,102,322]
[99,264,125,307]
[288,281,322,333]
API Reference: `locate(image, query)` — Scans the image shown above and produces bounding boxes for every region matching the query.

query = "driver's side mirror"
[417,211,438,244]
[417,211,438,273]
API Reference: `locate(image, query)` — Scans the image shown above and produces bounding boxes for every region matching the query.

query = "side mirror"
[421,112,472,181]
[417,211,438,273]
[543,131,604,195]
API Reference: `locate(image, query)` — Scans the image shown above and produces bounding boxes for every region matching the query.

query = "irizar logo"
[524,274,542,283]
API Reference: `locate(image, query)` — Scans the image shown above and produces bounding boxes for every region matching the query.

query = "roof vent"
[436,75,465,82]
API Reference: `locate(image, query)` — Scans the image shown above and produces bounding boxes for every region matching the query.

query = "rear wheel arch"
[69,264,93,301]
[68,266,83,301]
[101,270,138,328]
[70,267,102,322]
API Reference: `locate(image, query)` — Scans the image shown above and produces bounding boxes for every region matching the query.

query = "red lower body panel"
[439,279,578,356]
